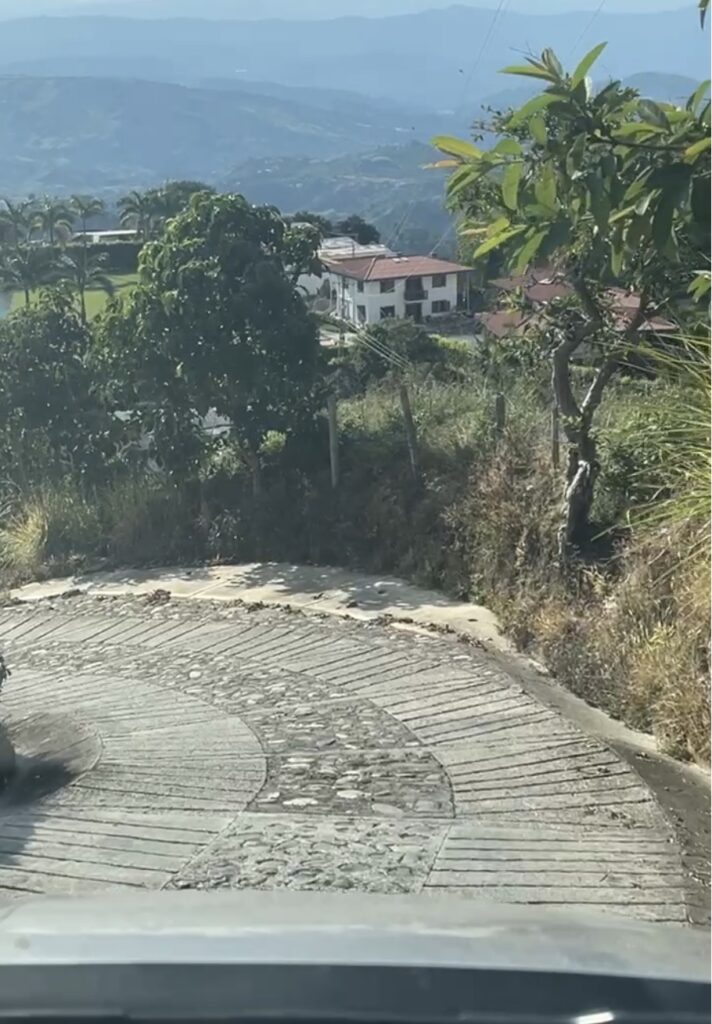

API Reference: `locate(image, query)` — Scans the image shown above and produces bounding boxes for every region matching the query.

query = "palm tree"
[0,246,61,308]
[38,197,75,247]
[58,250,115,322]
[0,198,37,247]
[118,190,154,242]
[70,194,106,246]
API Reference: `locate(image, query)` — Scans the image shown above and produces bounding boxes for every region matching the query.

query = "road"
[0,588,694,922]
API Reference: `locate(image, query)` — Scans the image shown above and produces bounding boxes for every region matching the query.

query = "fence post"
[399,383,420,483]
[494,392,506,437]
[327,394,339,490]
[551,404,560,470]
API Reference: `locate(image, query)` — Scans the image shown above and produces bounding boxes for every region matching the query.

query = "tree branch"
[552,327,583,443]
[581,352,618,423]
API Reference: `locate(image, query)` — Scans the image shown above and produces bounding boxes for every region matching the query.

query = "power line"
[385,0,509,257]
[569,0,606,59]
[456,0,510,119]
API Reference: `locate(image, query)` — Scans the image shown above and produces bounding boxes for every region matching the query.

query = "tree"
[336,214,381,245]
[0,246,61,308]
[97,193,324,490]
[0,291,116,484]
[58,250,115,323]
[153,180,215,221]
[292,211,334,238]
[434,43,710,558]
[70,195,106,243]
[118,190,156,241]
[38,197,75,247]
[0,198,36,247]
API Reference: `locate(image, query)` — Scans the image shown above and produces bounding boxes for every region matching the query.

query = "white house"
[297,236,395,298]
[322,254,471,325]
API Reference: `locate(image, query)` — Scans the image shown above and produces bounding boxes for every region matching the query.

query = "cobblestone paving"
[0,595,692,921]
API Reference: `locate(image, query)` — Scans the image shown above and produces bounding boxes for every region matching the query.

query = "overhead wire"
[568,0,606,59]
[384,0,510,256]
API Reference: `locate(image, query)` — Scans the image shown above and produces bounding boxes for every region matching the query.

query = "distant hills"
[0,76,452,196]
[0,8,706,110]
[0,64,704,199]
[222,141,454,256]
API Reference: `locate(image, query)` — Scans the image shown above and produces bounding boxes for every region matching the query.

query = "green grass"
[9,273,138,318]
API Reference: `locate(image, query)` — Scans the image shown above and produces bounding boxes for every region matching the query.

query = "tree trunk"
[552,328,613,563]
[558,426,599,559]
[244,448,262,499]
[23,287,30,308]
[80,288,87,324]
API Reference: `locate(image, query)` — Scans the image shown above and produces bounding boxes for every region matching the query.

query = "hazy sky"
[0,0,692,14]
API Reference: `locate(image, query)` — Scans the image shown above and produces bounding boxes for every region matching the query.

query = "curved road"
[0,591,692,921]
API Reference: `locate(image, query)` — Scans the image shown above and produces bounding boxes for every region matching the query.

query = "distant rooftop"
[324,254,469,282]
[318,236,394,261]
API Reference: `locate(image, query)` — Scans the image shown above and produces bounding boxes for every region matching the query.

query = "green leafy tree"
[0,198,37,247]
[153,181,215,221]
[434,43,710,557]
[97,193,324,490]
[292,211,334,238]
[0,291,115,484]
[118,189,156,241]
[336,214,381,245]
[0,246,61,308]
[70,195,106,243]
[38,197,75,247]
[58,250,116,323]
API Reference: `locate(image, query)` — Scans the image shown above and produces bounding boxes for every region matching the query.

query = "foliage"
[434,45,709,295]
[336,214,381,245]
[0,245,61,306]
[0,198,36,246]
[37,197,74,247]
[97,192,324,478]
[63,242,143,276]
[433,42,710,555]
[70,194,106,238]
[0,292,117,485]
[57,250,116,322]
[336,320,473,390]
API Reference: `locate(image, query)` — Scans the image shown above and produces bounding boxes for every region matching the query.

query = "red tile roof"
[323,254,470,282]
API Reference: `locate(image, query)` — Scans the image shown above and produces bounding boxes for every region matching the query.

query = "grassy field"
[8,273,138,318]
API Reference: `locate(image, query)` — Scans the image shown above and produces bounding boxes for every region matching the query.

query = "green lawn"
[8,273,138,319]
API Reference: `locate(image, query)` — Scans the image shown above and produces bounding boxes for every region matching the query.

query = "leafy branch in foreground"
[433,39,710,560]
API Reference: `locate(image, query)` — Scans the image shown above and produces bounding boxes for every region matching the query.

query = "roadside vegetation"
[0,21,708,764]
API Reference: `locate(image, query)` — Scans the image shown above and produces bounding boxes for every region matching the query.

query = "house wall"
[330,272,462,325]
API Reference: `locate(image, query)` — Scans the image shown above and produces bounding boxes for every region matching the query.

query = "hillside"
[222,141,455,256]
[0,9,706,110]
[0,76,448,196]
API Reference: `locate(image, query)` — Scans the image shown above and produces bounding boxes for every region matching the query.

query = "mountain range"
[0,8,705,110]
[0,4,706,237]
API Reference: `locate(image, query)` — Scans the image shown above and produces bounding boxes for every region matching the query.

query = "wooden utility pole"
[551,404,561,470]
[399,383,420,483]
[327,394,339,490]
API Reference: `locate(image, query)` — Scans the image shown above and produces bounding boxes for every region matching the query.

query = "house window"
[380,306,396,319]
[357,305,367,323]
[380,279,395,293]
[357,280,364,292]
[431,300,451,314]
[431,274,447,289]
